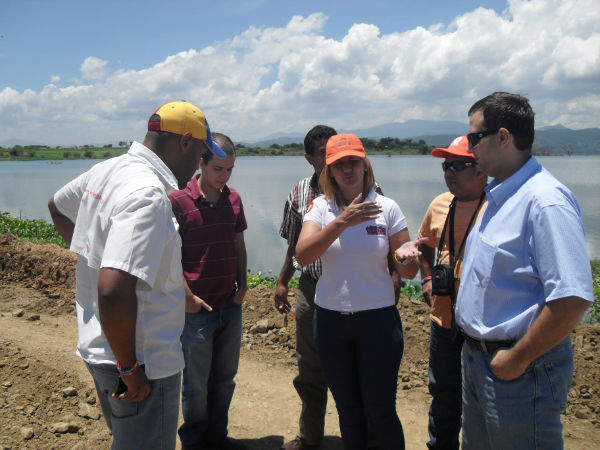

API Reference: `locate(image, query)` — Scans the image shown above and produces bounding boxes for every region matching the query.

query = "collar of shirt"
[187,173,231,205]
[128,141,179,194]
[485,156,541,208]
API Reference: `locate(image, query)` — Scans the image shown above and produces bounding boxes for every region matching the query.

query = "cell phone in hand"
[113,376,127,395]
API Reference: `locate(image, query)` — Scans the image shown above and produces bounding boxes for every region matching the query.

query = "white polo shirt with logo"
[53,142,185,380]
[304,189,407,312]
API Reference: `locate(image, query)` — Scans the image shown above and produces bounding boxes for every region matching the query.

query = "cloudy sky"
[1,0,598,146]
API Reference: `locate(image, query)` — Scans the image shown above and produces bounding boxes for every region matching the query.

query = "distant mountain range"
[247,120,600,155]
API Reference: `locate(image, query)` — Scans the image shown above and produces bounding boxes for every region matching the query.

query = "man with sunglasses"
[455,92,593,449]
[417,135,487,450]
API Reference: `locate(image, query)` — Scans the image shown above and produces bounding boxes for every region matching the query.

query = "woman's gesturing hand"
[339,194,382,226]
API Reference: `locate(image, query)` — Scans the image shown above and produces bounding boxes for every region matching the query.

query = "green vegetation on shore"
[0,144,128,161]
[1,211,598,321]
[3,137,595,161]
[235,137,432,157]
[0,137,433,161]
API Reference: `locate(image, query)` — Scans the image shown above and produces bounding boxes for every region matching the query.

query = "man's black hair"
[468,91,535,151]
[202,132,235,163]
[303,125,337,156]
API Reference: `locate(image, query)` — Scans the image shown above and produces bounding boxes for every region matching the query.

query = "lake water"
[1,155,599,273]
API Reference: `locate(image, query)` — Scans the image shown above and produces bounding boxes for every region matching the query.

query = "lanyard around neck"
[435,192,486,268]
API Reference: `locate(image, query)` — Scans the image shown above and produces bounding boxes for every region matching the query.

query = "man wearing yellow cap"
[48,101,224,450]
[417,136,487,450]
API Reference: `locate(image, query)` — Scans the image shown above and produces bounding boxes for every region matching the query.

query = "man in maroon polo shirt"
[169,133,248,450]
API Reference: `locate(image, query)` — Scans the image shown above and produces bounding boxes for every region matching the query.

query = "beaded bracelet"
[116,360,139,376]
[421,276,432,285]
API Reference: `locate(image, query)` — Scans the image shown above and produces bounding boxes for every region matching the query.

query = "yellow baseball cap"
[148,101,225,157]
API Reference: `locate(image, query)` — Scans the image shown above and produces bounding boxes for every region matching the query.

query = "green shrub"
[0,211,66,247]
[585,261,600,324]
[247,269,298,289]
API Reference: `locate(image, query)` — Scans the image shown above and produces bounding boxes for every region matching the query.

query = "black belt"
[462,333,516,355]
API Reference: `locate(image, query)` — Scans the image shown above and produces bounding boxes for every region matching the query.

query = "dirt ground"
[0,233,598,449]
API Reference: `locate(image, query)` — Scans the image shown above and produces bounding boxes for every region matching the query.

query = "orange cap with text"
[326,134,366,165]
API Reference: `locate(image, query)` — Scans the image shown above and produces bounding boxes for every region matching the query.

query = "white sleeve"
[303,197,325,228]
[385,198,407,236]
[53,171,89,223]
[101,188,178,288]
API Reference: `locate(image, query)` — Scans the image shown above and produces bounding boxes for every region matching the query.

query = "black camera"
[431,264,455,297]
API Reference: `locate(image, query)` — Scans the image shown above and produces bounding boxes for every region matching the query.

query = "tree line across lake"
[1,138,432,161]
[0,136,586,161]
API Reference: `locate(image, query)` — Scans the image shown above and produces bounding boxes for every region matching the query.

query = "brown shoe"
[281,437,319,450]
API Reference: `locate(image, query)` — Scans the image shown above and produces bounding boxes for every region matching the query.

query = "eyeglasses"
[466,129,499,147]
[442,160,477,173]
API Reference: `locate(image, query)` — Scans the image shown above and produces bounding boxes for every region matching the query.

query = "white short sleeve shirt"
[53,142,185,379]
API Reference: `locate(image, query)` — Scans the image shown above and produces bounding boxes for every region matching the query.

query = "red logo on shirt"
[85,189,104,204]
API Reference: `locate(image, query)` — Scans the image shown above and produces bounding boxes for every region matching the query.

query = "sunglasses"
[466,129,499,147]
[442,160,477,173]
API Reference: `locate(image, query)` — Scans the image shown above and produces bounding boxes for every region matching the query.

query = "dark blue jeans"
[427,320,463,450]
[178,303,242,447]
[314,305,405,450]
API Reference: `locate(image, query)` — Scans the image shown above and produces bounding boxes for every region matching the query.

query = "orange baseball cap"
[431,135,473,159]
[326,133,366,165]
[148,101,225,157]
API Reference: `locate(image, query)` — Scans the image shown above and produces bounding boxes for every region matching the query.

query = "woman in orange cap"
[296,134,422,450]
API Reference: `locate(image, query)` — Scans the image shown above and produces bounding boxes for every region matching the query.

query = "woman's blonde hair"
[319,157,375,208]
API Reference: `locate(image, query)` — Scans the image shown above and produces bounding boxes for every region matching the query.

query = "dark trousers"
[293,274,328,446]
[314,305,405,450]
[427,320,462,450]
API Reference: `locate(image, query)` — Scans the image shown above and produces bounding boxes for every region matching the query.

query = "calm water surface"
[1,156,598,272]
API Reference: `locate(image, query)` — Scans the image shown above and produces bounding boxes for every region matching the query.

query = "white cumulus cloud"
[0,0,599,146]
[80,56,108,81]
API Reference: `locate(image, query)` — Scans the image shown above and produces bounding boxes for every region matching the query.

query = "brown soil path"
[0,235,598,449]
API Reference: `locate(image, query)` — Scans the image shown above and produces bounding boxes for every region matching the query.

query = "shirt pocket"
[471,235,497,287]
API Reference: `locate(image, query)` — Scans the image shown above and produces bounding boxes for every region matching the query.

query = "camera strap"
[436,192,485,341]
[435,192,485,271]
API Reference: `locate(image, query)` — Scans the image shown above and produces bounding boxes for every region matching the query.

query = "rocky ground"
[0,233,598,449]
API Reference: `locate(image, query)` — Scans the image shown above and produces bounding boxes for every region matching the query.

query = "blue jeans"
[85,362,181,450]
[293,274,328,446]
[427,321,462,450]
[461,337,573,450]
[178,303,242,447]
[314,305,405,450]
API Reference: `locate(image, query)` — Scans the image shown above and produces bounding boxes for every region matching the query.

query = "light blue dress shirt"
[455,156,593,341]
